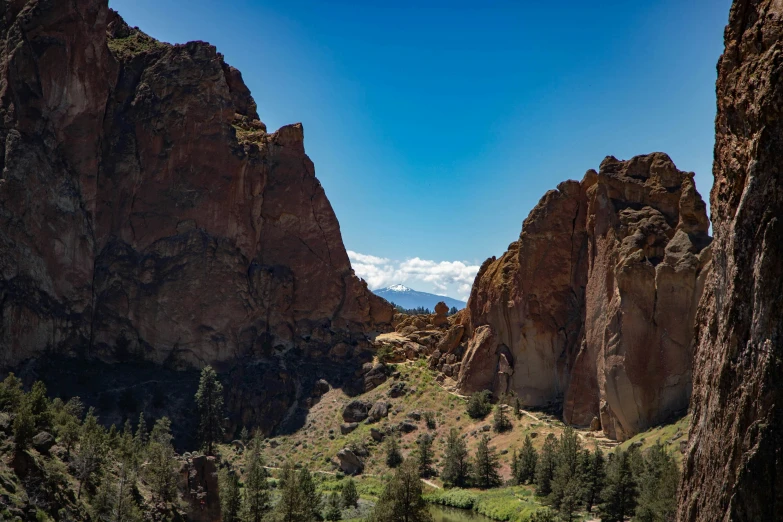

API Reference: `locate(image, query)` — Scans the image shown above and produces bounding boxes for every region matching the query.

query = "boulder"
[336,448,364,475]
[32,432,55,455]
[312,379,331,397]
[436,325,465,354]
[370,427,385,442]
[388,382,407,398]
[342,400,372,423]
[367,401,390,423]
[340,423,359,435]
[398,421,418,433]
[407,411,422,421]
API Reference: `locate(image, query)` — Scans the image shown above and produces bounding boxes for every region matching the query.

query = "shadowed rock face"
[0,0,392,432]
[678,1,783,520]
[0,1,391,370]
[458,153,711,440]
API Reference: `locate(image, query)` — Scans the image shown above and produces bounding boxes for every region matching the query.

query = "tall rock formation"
[678,1,783,519]
[457,153,711,440]
[0,0,392,431]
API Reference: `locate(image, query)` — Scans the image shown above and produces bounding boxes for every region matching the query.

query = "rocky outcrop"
[457,153,711,440]
[678,1,783,520]
[0,0,392,371]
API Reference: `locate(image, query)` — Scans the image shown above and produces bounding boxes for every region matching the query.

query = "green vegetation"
[467,391,493,419]
[195,365,225,455]
[371,458,432,522]
[107,31,166,60]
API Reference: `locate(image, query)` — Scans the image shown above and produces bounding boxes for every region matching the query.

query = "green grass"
[616,414,690,463]
[425,486,544,522]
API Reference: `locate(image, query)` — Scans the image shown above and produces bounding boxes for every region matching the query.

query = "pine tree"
[325,492,342,521]
[417,434,434,477]
[517,434,538,484]
[275,461,302,522]
[472,434,502,489]
[514,397,523,418]
[91,462,142,522]
[0,373,23,413]
[219,468,242,522]
[12,401,36,452]
[371,458,432,522]
[386,435,403,468]
[493,403,511,433]
[466,390,493,419]
[134,412,147,450]
[242,436,271,522]
[634,442,678,522]
[341,478,359,509]
[441,428,470,488]
[600,450,638,522]
[73,408,106,499]
[535,434,558,497]
[550,427,583,510]
[27,381,52,432]
[298,466,323,521]
[195,365,225,455]
[584,447,606,513]
[145,417,178,503]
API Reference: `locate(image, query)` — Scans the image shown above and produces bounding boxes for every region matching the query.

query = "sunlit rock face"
[457,153,711,441]
[678,1,783,520]
[0,0,392,434]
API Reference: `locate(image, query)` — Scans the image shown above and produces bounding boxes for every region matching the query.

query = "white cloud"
[347,250,480,299]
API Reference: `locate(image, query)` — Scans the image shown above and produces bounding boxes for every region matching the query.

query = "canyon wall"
[0,0,392,435]
[678,1,783,519]
[458,153,711,440]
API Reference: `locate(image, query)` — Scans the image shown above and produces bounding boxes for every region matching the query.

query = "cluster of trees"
[0,373,180,521]
[391,304,461,316]
[509,428,678,522]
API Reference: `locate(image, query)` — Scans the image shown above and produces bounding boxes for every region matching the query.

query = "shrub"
[467,390,493,419]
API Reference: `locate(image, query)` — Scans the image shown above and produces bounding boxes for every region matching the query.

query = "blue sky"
[110,0,731,300]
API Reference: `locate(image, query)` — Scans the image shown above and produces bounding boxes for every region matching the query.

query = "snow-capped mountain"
[373,284,467,311]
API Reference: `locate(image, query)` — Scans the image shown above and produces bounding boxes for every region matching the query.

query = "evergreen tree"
[466,390,493,419]
[600,450,638,522]
[73,408,106,499]
[134,412,147,450]
[325,492,342,521]
[275,461,302,522]
[195,365,225,455]
[341,478,359,509]
[12,401,36,451]
[550,427,583,510]
[242,436,271,522]
[417,434,434,477]
[514,397,523,418]
[472,434,501,489]
[493,403,511,433]
[583,447,606,513]
[145,417,178,503]
[219,468,242,522]
[516,435,538,485]
[91,462,142,522]
[386,436,403,468]
[58,413,81,459]
[634,442,679,522]
[0,373,23,413]
[441,428,470,488]
[535,434,558,497]
[371,458,432,522]
[27,381,52,432]
[298,466,323,521]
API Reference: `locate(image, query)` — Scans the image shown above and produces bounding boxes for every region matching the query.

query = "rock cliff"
[0,0,392,432]
[457,153,711,440]
[678,1,783,519]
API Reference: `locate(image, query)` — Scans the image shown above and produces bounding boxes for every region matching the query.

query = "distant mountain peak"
[386,284,411,292]
[373,284,466,311]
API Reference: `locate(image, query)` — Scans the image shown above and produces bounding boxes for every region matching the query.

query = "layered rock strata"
[457,153,711,440]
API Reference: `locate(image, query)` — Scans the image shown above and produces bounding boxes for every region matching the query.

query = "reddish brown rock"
[678,1,783,520]
[0,1,391,371]
[458,154,710,440]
